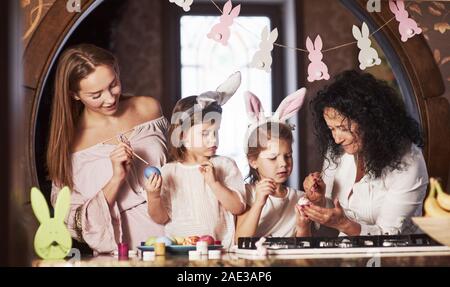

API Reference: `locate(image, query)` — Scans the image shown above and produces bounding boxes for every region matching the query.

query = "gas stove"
[236,234,450,257]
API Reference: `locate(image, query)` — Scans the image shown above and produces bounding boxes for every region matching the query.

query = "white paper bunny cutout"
[389,0,422,42]
[207,0,241,46]
[255,237,268,256]
[352,22,381,70]
[306,35,330,82]
[244,87,307,152]
[169,0,194,12]
[250,26,279,73]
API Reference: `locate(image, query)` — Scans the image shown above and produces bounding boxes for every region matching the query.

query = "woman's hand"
[144,173,162,196]
[295,205,311,236]
[109,142,133,182]
[302,198,349,230]
[103,142,133,207]
[254,179,276,207]
[303,172,326,206]
[199,161,218,186]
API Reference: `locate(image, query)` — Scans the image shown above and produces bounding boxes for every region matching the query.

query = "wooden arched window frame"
[23,0,449,193]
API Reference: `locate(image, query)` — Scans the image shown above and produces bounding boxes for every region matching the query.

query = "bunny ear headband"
[196,71,242,108]
[244,87,307,152]
[173,72,242,125]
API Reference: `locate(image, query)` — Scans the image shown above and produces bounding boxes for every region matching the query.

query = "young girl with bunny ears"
[236,88,320,239]
[144,72,246,249]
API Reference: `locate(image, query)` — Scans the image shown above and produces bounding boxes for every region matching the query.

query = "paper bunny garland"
[168,0,194,12]
[31,187,72,260]
[250,26,279,73]
[207,0,241,46]
[306,35,330,82]
[389,0,422,42]
[352,22,382,70]
[170,0,423,81]
[244,87,307,152]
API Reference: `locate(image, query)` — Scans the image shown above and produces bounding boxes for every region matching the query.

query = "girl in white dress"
[144,72,246,248]
[236,88,319,239]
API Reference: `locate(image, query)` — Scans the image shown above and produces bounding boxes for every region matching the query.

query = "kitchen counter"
[33,251,450,267]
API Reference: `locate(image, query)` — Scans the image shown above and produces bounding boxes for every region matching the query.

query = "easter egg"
[156,236,174,246]
[144,236,157,246]
[173,236,185,245]
[183,236,200,246]
[297,196,311,207]
[144,166,161,178]
[198,235,215,246]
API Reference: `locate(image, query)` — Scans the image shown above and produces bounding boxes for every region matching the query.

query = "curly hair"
[311,70,424,179]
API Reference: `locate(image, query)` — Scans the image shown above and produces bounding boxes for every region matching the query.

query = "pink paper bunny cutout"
[207,0,241,46]
[306,35,330,82]
[389,0,422,42]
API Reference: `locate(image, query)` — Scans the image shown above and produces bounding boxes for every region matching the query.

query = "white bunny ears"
[173,72,242,125]
[244,87,307,152]
[196,71,241,109]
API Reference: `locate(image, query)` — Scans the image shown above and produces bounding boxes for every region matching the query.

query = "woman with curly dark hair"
[301,70,428,236]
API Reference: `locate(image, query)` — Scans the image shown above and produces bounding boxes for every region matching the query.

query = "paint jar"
[118,242,129,260]
[154,242,166,256]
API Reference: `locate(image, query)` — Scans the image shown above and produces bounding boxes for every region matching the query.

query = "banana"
[435,178,450,211]
[424,178,450,218]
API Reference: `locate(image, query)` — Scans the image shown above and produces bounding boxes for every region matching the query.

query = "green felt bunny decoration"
[31,187,72,260]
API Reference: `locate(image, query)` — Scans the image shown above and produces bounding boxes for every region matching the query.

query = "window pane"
[180,15,273,178]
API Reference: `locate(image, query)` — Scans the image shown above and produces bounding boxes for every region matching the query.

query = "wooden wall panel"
[425,97,450,186]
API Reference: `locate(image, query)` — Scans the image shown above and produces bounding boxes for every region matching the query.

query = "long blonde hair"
[47,44,120,189]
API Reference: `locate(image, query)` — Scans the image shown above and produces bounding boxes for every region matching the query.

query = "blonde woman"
[47,44,168,253]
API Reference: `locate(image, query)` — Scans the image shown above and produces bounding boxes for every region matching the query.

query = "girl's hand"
[302,199,349,230]
[303,172,326,206]
[254,179,276,207]
[109,142,133,182]
[144,173,162,196]
[199,161,217,186]
[295,205,311,235]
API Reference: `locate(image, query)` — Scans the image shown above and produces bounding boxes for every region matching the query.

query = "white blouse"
[322,144,428,236]
[245,185,305,237]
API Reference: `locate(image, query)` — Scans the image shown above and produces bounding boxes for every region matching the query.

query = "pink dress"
[51,116,168,254]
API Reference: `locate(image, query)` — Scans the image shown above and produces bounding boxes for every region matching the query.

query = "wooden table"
[33,252,450,267]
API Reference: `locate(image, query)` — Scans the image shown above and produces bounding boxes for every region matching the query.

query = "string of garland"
[169,0,422,82]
